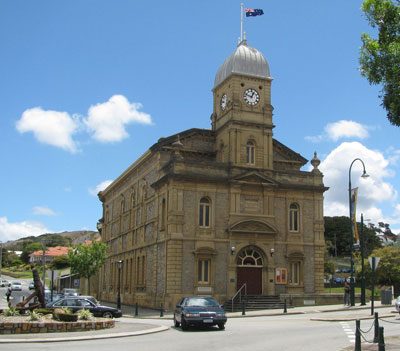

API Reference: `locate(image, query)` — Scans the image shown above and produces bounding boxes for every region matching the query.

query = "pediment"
[228,220,278,235]
[232,171,278,186]
[273,139,307,166]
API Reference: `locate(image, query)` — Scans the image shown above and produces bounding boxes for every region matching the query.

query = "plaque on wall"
[197,286,212,293]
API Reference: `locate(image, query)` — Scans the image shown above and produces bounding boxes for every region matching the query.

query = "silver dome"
[214,40,271,89]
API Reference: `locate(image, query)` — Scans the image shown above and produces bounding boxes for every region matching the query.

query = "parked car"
[61,288,79,296]
[78,295,99,305]
[29,282,35,290]
[46,297,122,318]
[10,281,22,291]
[395,296,400,313]
[335,268,343,273]
[342,268,352,273]
[174,296,227,330]
[45,292,64,303]
[1,279,9,287]
[332,276,345,284]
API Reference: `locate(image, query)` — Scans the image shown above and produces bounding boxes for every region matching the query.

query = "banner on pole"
[350,187,359,243]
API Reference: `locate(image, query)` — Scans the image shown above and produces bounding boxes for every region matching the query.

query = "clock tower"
[212,40,274,169]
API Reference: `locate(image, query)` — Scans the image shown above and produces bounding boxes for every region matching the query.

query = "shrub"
[78,309,93,320]
[27,310,43,321]
[2,307,20,316]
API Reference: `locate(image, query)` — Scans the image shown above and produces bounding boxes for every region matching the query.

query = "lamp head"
[117,260,123,269]
[361,170,369,179]
[270,248,275,257]
[231,247,236,255]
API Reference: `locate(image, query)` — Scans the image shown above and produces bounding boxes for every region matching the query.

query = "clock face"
[243,88,260,106]
[220,94,227,110]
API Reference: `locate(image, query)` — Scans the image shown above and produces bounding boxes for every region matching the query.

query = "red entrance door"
[237,267,262,295]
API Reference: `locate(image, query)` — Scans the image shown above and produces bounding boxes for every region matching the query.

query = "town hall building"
[97,40,327,310]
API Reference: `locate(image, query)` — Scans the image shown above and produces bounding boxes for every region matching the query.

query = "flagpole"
[240,3,243,42]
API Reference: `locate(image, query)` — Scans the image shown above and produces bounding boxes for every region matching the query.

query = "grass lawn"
[2,268,33,279]
[324,286,380,296]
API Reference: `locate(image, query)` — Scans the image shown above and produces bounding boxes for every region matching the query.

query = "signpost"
[369,257,380,315]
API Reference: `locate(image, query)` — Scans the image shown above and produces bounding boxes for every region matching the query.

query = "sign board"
[368,257,381,270]
[73,279,80,287]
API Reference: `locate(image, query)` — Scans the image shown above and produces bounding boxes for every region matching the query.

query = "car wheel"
[174,316,180,327]
[181,317,188,331]
[102,311,114,318]
[218,323,225,330]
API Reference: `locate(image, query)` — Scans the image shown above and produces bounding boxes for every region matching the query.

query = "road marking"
[340,322,355,343]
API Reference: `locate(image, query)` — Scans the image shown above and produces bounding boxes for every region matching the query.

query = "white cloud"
[89,180,113,196]
[16,107,80,153]
[320,142,398,225]
[84,95,152,142]
[0,217,50,242]
[32,206,57,216]
[306,120,369,143]
[325,120,369,141]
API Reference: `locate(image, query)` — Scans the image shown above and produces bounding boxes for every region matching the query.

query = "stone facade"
[97,40,327,310]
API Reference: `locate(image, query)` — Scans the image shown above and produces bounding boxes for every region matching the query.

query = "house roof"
[30,246,71,257]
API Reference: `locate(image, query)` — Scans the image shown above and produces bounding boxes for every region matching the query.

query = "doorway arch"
[236,246,264,295]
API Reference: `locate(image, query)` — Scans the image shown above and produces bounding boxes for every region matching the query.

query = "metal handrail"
[231,283,247,312]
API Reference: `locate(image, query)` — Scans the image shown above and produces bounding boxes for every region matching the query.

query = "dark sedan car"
[174,296,227,330]
[46,297,122,318]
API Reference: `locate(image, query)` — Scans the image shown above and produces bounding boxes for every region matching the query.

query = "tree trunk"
[88,276,91,296]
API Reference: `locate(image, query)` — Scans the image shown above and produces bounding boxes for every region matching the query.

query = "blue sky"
[1,1,399,242]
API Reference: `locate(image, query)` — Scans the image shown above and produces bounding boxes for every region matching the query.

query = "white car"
[395,296,400,313]
[10,281,22,291]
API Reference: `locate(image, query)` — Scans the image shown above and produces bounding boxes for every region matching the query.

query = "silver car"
[10,281,22,291]
[395,296,400,313]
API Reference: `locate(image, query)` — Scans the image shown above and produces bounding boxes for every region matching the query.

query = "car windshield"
[13,282,21,285]
[185,297,219,307]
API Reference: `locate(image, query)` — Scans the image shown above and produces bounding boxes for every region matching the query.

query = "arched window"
[289,203,300,232]
[199,197,211,227]
[246,141,255,164]
[236,248,263,266]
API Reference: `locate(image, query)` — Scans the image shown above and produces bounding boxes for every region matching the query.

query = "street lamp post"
[348,158,369,306]
[360,214,366,305]
[117,260,122,310]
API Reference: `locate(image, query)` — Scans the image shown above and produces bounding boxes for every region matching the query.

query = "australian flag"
[245,8,264,17]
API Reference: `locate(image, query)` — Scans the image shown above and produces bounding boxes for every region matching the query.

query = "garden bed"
[0,315,114,334]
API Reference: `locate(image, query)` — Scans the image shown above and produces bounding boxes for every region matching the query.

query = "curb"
[0,325,169,343]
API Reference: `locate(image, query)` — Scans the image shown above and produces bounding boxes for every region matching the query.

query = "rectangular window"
[199,200,210,227]
[197,259,210,283]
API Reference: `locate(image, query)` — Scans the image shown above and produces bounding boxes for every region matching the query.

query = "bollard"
[378,326,385,351]
[135,302,139,317]
[241,300,246,316]
[283,299,287,314]
[374,312,379,343]
[160,303,164,317]
[355,319,361,351]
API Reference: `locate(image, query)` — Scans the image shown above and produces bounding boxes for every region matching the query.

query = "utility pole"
[42,241,46,287]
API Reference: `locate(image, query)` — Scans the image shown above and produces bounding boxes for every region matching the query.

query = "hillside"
[3,230,100,250]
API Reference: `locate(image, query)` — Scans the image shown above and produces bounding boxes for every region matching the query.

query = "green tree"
[324,216,382,257]
[20,242,43,264]
[68,241,108,295]
[372,246,400,295]
[49,255,70,270]
[359,0,400,126]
